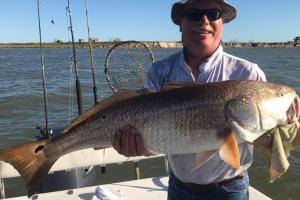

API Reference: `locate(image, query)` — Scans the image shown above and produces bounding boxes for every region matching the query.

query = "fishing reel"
[36,126,53,140]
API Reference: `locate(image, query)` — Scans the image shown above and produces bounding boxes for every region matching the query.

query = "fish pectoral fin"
[192,150,217,171]
[219,131,241,169]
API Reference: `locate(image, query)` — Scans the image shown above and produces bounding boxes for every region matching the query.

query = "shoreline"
[0,41,299,48]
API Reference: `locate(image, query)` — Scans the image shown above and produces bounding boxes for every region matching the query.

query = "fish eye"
[279,93,284,97]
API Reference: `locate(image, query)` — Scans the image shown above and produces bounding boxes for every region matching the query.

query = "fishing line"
[68,57,75,124]
[36,0,51,139]
[104,40,155,92]
[65,2,75,124]
[84,0,98,105]
[66,0,83,115]
[84,0,105,174]
[83,0,105,174]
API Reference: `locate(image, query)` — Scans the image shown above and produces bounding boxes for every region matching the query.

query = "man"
[113,0,298,199]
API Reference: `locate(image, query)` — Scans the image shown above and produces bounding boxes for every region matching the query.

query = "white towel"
[91,186,126,200]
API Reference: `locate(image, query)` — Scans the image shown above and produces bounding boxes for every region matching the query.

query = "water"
[0,47,300,199]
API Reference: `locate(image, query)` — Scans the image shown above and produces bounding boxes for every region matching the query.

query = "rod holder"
[0,178,5,199]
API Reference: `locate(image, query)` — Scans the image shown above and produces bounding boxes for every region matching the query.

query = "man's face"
[180,0,223,56]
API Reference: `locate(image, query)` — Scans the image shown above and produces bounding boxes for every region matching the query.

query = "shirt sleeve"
[145,65,160,90]
[248,64,267,82]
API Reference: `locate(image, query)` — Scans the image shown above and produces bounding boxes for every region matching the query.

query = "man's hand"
[287,96,300,124]
[112,125,155,157]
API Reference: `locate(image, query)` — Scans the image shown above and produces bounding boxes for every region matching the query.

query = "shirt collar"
[180,45,223,72]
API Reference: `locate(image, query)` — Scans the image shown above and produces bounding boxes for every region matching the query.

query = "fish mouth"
[286,95,300,123]
[192,26,214,35]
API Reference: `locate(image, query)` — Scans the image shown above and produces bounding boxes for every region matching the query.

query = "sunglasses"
[183,8,222,22]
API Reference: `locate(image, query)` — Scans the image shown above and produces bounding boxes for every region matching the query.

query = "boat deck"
[7,176,271,200]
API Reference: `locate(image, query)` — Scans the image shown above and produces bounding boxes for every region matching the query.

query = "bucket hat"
[171,0,237,25]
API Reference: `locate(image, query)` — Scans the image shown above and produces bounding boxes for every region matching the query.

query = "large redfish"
[0,80,297,197]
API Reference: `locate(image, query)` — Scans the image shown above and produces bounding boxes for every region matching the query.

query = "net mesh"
[104,41,154,92]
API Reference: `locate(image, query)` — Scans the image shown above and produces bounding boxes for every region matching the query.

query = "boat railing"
[0,147,165,199]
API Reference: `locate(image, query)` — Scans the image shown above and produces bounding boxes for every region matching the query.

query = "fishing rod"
[83,0,106,175]
[66,0,83,115]
[36,0,51,139]
[84,0,98,104]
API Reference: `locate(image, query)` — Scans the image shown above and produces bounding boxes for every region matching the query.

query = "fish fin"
[63,89,152,134]
[192,150,217,170]
[162,82,198,90]
[219,131,241,169]
[0,140,56,197]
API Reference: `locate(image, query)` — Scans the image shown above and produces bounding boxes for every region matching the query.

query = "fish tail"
[0,140,56,197]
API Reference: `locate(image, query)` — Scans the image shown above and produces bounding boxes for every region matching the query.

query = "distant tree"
[111,38,122,42]
[250,43,258,47]
[54,39,64,43]
[294,37,300,43]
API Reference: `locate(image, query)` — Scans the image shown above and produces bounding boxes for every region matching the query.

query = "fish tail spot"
[35,145,45,154]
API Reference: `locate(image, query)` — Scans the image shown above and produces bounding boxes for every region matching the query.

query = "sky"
[0,0,300,43]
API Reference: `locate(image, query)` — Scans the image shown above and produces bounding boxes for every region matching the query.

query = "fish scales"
[45,80,294,157]
[46,81,242,157]
[139,90,226,154]
[133,88,223,154]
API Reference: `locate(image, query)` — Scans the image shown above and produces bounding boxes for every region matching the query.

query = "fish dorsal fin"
[161,82,198,91]
[219,130,241,169]
[62,89,153,134]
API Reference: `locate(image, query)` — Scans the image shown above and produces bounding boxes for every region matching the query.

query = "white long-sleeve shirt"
[145,45,266,184]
